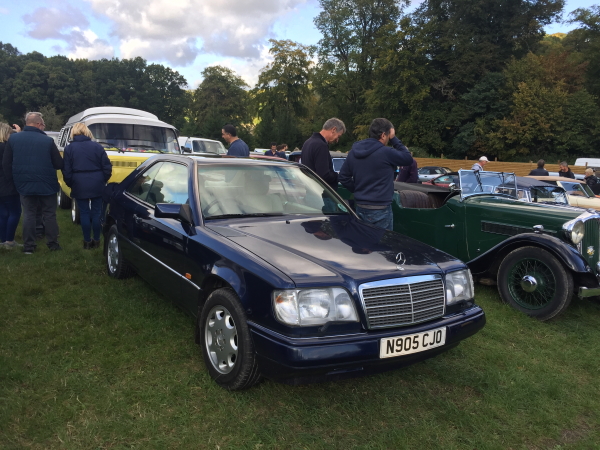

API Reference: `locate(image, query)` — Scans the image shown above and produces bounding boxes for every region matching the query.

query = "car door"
[133,161,193,303]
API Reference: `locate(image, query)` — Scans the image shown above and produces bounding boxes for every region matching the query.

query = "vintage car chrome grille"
[481,221,532,236]
[359,276,445,329]
[582,219,600,275]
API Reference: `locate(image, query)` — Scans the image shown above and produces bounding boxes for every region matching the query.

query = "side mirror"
[155,203,194,225]
[182,146,192,153]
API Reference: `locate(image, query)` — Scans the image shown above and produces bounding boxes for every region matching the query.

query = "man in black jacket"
[301,118,345,190]
[529,159,550,176]
[558,161,575,179]
[3,112,64,253]
[339,118,412,230]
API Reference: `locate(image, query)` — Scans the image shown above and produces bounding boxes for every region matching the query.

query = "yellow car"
[527,176,600,210]
[55,107,180,223]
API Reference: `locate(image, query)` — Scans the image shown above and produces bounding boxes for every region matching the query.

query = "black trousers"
[21,194,60,251]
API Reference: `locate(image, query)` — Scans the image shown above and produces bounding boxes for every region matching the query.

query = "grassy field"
[2,209,600,449]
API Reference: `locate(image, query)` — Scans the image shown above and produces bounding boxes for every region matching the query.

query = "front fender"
[467,233,589,275]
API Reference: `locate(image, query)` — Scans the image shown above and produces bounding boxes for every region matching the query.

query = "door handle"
[445,224,455,229]
[133,214,142,224]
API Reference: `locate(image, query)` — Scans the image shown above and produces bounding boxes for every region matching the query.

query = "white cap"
[479,156,489,162]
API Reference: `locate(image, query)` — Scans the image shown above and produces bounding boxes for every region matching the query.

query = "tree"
[184,66,252,145]
[253,40,313,148]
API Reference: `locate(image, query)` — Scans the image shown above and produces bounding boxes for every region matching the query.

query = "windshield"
[191,140,227,155]
[528,186,569,204]
[560,181,595,198]
[88,123,180,154]
[199,164,350,219]
[332,158,346,172]
[459,170,517,199]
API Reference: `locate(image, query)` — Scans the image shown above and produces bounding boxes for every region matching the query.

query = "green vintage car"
[339,170,600,320]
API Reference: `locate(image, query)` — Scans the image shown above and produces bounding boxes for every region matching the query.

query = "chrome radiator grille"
[359,276,445,329]
[583,219,600,275]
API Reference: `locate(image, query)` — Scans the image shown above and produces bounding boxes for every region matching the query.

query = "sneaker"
[23,248,34,254]
[3,241,23,249]
[48,245,62,251]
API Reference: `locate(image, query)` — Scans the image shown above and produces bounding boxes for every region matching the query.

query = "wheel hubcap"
[508,258,555,309]
[205,306,238,374]
[107,234,119,273]
[520,275,538,293]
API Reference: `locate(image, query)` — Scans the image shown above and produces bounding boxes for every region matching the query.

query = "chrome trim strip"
[358,275,445,329]
[120,233,200,291]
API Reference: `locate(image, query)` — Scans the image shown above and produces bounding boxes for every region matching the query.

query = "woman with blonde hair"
[62,122,112,249]
[0,122,22,249]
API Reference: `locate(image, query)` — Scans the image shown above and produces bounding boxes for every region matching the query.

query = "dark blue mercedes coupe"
[103,155,485,390]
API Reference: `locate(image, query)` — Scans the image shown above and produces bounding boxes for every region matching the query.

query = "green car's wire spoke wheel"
[507,258,555,309]
[498,246,573,321]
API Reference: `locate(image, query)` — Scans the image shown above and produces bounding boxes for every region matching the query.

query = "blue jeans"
[0,194,22,242]
[355,205,393,231]
[77,197,103,241]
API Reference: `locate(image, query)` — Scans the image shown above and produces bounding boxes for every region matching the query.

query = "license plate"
[380,327,447,358]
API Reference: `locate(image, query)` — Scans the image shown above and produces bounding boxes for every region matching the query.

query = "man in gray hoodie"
[339,118,412,230]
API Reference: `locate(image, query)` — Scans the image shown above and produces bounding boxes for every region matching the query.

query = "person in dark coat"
[584,168,600,194]
[62,122,112,249]
[396,158,418,183]
[2,112,64,254]
[275,144,288,159]
[339,118,413,230]
[528,159,550,176]
[301,118,346,191]
[222,124,250,157]
[0,123,22,249]
[558,161,575,179]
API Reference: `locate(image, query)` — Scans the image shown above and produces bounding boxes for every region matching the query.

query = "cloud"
[86,0,306,65]
[23,6,114,59]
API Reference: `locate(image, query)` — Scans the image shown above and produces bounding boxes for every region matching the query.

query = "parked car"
[423,172,459,188]
[181,137,227,155]
[103,155,485,389]
[56,107,180,225]
[527,176,600,210]
[417,166,452,182]
[338,170,600,320]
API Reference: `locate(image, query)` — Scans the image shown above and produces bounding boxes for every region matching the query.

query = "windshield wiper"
[205,213,285,220]
[127,145,165,153]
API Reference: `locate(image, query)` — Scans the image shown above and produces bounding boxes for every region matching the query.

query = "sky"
[0,0,596,89]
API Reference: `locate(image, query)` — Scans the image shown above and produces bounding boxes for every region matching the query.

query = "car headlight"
[569,221,585,245]
[273,288,359,326]
[445,269,474,305]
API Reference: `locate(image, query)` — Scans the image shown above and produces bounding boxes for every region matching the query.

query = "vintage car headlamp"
[273,288,359,326]
[569,221,585,245]
[445,269,474,305]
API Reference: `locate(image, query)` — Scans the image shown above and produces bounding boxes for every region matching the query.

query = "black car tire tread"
[497,246,573,321]
[58,188,72,210]
[105,225,133,279]
[200,288,261,390]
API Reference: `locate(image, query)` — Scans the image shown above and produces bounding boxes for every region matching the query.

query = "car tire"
[71,200,80,225]
[497,246,573,321]
[200,288,261,390]
[57,187,71,210]
[105,225,133,279]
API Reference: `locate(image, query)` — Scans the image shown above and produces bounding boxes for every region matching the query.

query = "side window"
[127,163,163,203]
[148,163,189,206]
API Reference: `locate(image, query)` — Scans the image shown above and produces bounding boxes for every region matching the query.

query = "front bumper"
[579,287,600,298]
[250,305,485,385]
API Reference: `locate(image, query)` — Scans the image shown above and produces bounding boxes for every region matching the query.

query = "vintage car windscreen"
[529,186,569,204]
[560,181,595,198]
[459,170,517,199]
[88,123,180,154]
[199,165,350,219]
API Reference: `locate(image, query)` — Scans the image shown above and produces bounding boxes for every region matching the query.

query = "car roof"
[527,176,585,184]
[152,154,293,166]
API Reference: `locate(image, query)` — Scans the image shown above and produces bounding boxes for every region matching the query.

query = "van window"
[88,123,180,154]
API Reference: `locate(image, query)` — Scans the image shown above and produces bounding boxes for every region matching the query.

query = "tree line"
[2,0,600,162]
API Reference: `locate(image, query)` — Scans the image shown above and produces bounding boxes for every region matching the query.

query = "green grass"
[2,209,600,449]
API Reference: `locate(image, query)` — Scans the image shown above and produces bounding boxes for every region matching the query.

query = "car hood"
[206,215,462,287]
